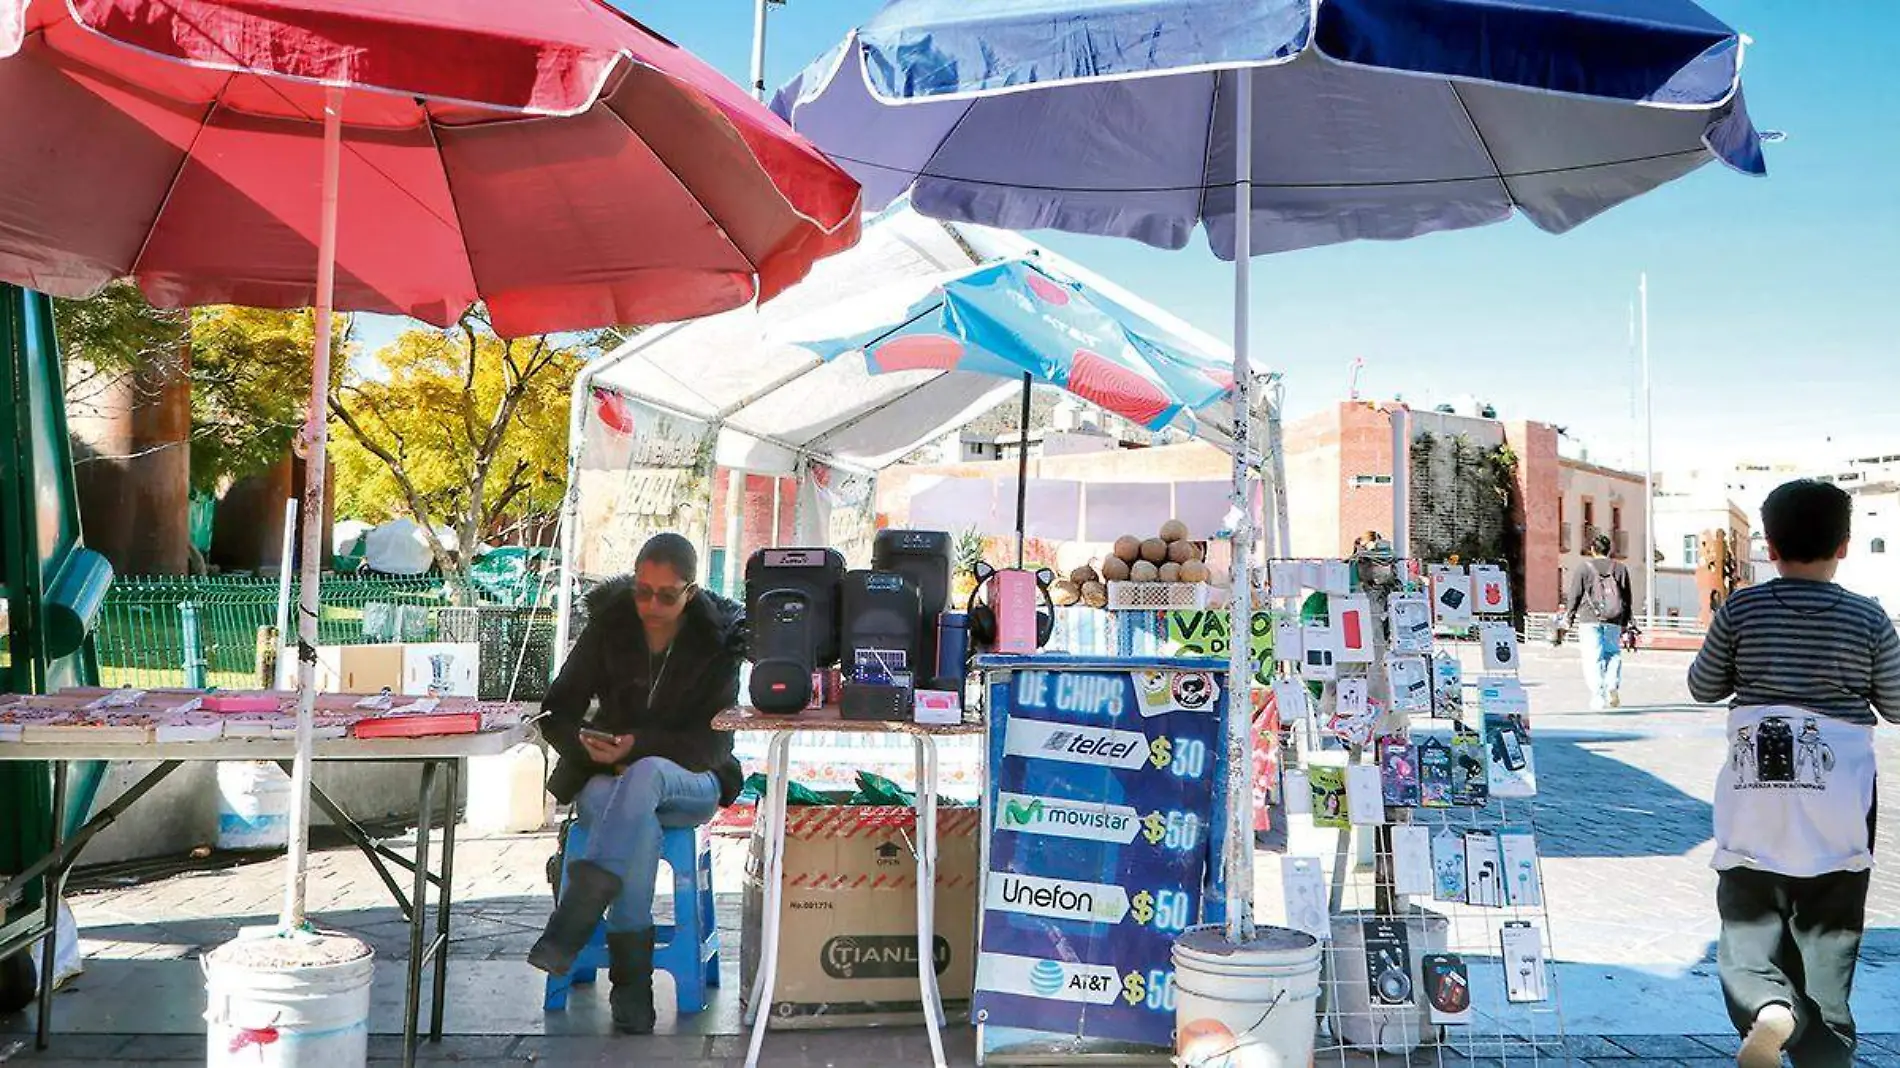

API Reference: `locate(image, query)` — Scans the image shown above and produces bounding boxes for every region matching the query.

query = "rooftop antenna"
[1348,355,1365,400]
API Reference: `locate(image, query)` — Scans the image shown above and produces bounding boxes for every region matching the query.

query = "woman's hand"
[580,732,636,768]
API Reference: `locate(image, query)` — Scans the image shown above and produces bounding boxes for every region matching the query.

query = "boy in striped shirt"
[1689,479,1900,1068]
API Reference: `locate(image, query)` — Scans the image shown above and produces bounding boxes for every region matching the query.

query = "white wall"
[1557,461,1648,615]
[1837,485,1900,618]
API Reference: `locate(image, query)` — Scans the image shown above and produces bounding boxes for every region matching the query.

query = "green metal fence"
[95,575,453,689]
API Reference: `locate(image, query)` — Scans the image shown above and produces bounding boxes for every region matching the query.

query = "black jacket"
[1565,557,1634,628]
[541,579,746,806]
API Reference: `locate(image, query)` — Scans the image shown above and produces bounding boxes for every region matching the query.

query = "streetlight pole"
[1641,273,1656,624]
[751,0,775,102]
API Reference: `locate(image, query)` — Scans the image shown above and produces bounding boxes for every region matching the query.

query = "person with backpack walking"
[1566,531,1634,709]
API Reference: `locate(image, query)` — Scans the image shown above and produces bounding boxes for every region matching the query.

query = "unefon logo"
[996,876,1094,915]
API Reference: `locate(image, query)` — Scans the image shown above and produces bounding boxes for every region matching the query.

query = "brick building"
[1283,402,1647,615]
[860,400,1647,616]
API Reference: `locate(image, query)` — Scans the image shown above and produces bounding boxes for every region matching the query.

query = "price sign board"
[975,656,1229,1050]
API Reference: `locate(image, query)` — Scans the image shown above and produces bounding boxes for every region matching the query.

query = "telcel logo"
[997,792,1140,844]
[1004,719,1150,769]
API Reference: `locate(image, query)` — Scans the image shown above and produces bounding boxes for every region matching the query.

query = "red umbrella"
[0,0,861,935]
[0,0,861,335]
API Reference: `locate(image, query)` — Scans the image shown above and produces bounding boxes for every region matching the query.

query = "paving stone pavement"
[11,644,1900,1064]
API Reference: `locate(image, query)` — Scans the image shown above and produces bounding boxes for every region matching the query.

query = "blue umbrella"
[775,0,1769,955]
[776,0,1764,257]
[784,256,1248,562]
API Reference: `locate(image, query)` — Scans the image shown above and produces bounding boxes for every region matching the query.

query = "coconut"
[1157,562,1182,583]
[1080,580,1109,608]
[1112,535,1143,563]
[1180,560,1211,584]
[1130,560,1160,582]
[1100,555,1132,581]
[1159,518,1190,543]
[1204,565,1230,588]
[1051,579,1081,606]
[1140,537,1169,564]
[1167,539,1200,564]
[1070,565,1100,586]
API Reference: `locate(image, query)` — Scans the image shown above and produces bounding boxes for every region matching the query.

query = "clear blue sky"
[380,3,1900,473]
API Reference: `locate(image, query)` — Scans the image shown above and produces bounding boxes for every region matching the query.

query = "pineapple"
[951,527,985,607]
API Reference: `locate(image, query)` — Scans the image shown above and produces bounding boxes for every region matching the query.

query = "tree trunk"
[210,450,332,574]
[67,338,191,574]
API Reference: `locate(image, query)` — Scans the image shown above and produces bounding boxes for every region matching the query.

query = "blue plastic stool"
[542,820,720,1014]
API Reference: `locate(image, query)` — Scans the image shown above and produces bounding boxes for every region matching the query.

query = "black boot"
[527,860,621,977]
[606,929,657,1035]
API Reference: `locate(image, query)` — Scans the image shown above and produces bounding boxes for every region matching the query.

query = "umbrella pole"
[1015,371,1030,568]
[281,86,344,932]
[1225,67,1256,946]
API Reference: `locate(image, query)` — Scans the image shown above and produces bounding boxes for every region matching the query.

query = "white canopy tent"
[554,204,1290,656]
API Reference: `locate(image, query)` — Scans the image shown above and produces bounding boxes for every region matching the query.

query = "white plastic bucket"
[204,932,374,1068]
[217,761,292,850]
[1174,925,1322,1068]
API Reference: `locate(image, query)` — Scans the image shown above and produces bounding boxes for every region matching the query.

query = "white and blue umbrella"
[783,255,1247,561]
[775,0,1770,948]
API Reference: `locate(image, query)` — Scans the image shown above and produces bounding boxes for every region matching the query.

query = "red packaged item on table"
[352,712,480,739]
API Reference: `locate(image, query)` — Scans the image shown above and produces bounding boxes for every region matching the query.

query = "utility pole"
[1641,274,1656,624]
[751,0,781,102]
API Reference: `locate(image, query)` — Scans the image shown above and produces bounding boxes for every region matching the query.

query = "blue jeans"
[1578,621,1623,704]
[575,757,720,933]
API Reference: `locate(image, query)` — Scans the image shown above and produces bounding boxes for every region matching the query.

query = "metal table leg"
[742,732,794,1068]
[912,736,947,1067]
[429,757,459,1040]
[34,761,66,1051]
[401,761,439,1068]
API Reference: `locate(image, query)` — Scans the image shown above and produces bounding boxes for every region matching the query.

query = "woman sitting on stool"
[529,533,744,1034]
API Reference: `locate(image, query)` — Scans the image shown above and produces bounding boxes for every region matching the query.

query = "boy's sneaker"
[1738,1003,1795,1068]
[1607,692,1622,709]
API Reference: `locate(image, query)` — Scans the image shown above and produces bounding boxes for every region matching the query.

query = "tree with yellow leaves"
[329,309,587,600]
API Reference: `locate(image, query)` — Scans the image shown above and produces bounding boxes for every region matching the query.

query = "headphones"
[965,561,1056,651]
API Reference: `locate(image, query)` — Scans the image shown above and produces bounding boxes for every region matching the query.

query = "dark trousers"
[1717,867,1867,1066]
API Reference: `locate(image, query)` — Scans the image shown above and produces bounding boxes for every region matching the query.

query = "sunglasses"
[634,583,693,606]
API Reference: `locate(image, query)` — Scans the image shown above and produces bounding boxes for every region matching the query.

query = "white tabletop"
[0,724,535,762]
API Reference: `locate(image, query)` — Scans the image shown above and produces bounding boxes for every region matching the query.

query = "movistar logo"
[1004,798,1044,826]
[997,792,1141,844]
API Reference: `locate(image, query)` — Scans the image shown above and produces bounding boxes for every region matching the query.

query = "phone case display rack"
[1265,555,1566,1065]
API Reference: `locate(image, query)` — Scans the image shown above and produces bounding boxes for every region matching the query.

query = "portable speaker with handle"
[744,547,845,713]
[841,569,923,688]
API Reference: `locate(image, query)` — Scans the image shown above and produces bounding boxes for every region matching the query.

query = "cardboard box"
[399,642,480,697]
[742,805,979,1025]
[278,644,405,694]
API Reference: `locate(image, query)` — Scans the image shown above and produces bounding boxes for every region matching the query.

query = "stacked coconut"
[1053,519,1225,608]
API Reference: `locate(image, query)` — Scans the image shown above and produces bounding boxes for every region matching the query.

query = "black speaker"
[745,547,846,667]
[747,588,816,713]
[872,529,952,677]
[841,569,923,688]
